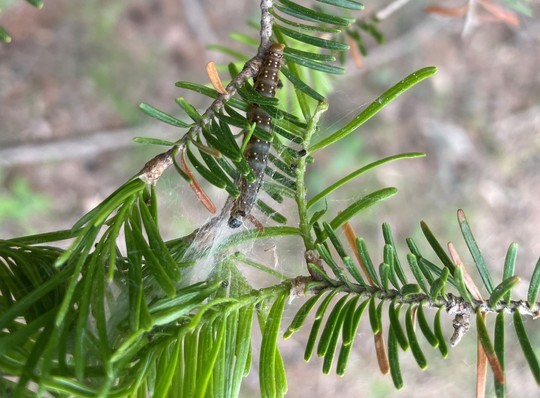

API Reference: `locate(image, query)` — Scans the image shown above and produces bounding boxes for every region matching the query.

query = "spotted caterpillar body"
[228,43,284,228]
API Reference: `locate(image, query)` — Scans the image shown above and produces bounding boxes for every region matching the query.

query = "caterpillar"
[228,43,285,229]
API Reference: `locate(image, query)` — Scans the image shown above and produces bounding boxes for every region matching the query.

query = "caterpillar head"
[268,43,285,58]
[228,212,245,229]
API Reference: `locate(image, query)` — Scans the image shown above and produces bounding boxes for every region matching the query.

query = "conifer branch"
[291,278,540,320]
[137,0,276,185]
[2,1,538,396]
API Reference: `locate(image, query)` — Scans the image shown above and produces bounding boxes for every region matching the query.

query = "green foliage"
[0,1,43,43]
[286,220,540,393]
[1,1,539,397]
[0,25,10,43]
[502,0,534,16]
[0,175,51,233]
[25,0,43,7]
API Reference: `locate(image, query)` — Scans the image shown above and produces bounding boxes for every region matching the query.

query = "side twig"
[138,0,276,184]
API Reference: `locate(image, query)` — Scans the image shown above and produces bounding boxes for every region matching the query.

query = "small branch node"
[138,149,175,185]
[289,276,313,301]
[445,293,474,347]
[305,250,325,281]
[450,312,471,347]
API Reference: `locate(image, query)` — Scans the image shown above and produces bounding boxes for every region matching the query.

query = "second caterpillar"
[228,43,285,229]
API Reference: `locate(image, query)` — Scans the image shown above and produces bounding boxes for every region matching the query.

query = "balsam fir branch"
[1,1,539,398]
[283,215,540,389]
[137,0,277,189]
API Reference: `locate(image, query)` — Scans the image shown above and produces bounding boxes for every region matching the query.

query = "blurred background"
[0,0,539,396]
